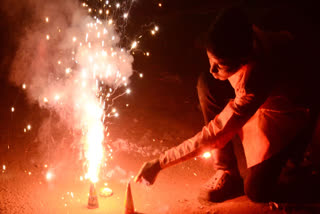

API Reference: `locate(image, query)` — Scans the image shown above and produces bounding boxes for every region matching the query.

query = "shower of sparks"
[7,1,161,203]
[36,0,160,184]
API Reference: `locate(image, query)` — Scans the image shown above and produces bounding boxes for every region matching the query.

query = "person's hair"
[206,7,253,61]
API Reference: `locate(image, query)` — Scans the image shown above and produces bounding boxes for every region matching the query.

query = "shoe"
[198,170,244,202]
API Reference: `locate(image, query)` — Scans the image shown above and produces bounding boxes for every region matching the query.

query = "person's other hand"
[134,158,161,185]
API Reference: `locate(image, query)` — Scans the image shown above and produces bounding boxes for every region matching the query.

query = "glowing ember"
[202,151,211,159]
[99,187,113,197]
[131,41,137,49]
[46,171,53,180]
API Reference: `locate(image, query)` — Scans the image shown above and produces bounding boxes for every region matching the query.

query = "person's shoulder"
[253,25,294,46]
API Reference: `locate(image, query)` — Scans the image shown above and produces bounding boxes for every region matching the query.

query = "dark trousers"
[197,71,316,202]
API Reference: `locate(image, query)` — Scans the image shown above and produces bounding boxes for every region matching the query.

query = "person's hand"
[134,158,161,185]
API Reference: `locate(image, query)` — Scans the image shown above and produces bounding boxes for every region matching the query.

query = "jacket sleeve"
[159,69,270,169]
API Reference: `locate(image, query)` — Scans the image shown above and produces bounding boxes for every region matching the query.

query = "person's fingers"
[134,170,143,183]
[134,162,147,183]
[134,174,142,183]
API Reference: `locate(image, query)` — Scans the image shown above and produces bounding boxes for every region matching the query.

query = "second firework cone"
[88,183,99,209]
[124,181,135,214]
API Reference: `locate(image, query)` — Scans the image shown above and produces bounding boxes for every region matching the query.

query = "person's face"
[206,50,243,80]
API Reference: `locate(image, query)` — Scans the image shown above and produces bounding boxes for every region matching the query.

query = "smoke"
[7,0,135,177]
[9,0,134,127]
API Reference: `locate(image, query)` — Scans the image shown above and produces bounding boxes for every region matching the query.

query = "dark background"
[1,0,320,141]
[0,0,319,148]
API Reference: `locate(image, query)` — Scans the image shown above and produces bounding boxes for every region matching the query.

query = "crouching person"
[135,7,318,203]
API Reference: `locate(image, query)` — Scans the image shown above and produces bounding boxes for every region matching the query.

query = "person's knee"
[197,72,209,94]
[197,71,216,104]
[244,179,272,202]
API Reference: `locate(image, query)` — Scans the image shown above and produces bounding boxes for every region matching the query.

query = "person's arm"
[135,67,270,184]
[159,68,269,169]
[134,97,259,184]
[159,100,256,168]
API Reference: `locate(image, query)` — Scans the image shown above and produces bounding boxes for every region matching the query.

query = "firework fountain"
[9,0,160,210]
